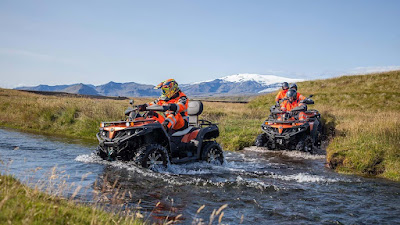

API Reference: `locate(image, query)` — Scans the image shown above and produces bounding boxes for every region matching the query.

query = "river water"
[1,128,399,224]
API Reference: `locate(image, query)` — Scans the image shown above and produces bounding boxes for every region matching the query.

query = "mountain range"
[15,74,303,97]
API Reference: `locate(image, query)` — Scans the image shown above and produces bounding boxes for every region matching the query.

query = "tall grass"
[0,172,143,225]
[0,89,150,142]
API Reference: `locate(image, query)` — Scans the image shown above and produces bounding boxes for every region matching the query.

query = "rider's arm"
[169,96,188,112]
[275,91,282,103]
[280,101,287,112]
[298,94,306,101]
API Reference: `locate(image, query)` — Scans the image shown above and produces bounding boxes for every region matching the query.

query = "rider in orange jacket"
[138,79,189,131]
[280,89,307,120]
[289,83,306,101]
[275,82,289,104]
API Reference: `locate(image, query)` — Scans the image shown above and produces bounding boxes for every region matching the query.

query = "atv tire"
[295,141,305,152]
[304,136,314,153]
[96,147,108,160]
[201,141,224,165]
[135,144,169,170]
[255,133,267,147]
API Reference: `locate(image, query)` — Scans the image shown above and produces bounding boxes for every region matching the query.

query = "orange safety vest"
[280,98,304,112]
[148,91,189,130]
[280,99,307,120]
[275,89,288,103]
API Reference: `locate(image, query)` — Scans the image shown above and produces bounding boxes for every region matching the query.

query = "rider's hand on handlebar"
[138,104,147,111]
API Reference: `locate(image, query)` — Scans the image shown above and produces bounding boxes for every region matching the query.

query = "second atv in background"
[255,91,322,154]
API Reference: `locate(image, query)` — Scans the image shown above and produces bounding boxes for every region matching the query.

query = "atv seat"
[171,126,196,137]
[187,100,203,126]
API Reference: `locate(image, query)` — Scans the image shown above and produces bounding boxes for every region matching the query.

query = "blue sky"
[0,0,399,88]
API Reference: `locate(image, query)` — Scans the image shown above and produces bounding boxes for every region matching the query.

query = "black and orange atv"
[95,100,224,169]
[255,96,322,153]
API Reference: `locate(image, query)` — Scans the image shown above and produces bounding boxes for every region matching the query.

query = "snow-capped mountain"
[15,74,304,97]
[219,73,301,86]
[184,74,303,95]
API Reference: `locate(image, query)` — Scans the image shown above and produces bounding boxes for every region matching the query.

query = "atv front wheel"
[135,144,169,170]
[201,141,224,165]
[255,133,267,147]
[96,147,109,160]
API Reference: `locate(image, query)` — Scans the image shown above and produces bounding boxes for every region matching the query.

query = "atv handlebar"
[145,104,169,112]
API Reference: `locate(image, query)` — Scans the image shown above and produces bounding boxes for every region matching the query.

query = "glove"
[138,104,147,111]
[168,104,178,112]
[162,120,170,130]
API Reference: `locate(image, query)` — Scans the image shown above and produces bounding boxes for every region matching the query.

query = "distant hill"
[15,74,303,97]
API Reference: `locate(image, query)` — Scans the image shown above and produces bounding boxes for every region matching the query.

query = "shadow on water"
[1,128,400,224]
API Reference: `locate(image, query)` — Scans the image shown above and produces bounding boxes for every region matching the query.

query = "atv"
[95,100,224,169]
[255,96,322,153]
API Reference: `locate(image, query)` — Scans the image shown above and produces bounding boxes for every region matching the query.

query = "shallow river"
[1,128,400,224]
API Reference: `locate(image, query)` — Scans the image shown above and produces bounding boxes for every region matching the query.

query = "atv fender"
[140,123,170,151]
[309,119,320,143]
[194,125,219,158]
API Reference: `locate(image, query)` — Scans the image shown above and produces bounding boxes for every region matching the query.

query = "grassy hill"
[250,70,400,181]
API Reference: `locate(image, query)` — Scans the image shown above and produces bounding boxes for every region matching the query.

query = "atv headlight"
[126,122,130,127]
[102,131,107,137]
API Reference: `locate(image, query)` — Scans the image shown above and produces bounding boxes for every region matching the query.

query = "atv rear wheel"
[201,141,224,165]
[135,144,169,170]
[255,133,267,147]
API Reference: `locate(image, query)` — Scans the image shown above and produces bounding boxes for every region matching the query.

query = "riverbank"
[0,174,142,224]
[250,70,400,181]
[0,88,264,151]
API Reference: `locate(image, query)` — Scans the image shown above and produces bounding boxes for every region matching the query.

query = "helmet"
[154,79,180,99]
[290,83,297,90]
[282,82,289,90]
[286,89,297,102]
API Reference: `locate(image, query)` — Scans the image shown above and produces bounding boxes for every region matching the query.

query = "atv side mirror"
[129,99,134,105]
[307,95,313,98]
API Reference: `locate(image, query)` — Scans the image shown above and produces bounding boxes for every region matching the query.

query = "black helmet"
[290,83,297,90]
[282,82,289,90]
[286,89,297,102]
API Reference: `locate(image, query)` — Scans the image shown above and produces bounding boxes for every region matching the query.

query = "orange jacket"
[297,93,306,101]
[148,91,188,130]
[280,98,305,112]
[275,89,288,103]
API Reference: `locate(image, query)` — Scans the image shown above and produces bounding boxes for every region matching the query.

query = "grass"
[0,89,150,142]
[0,173,142,225]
